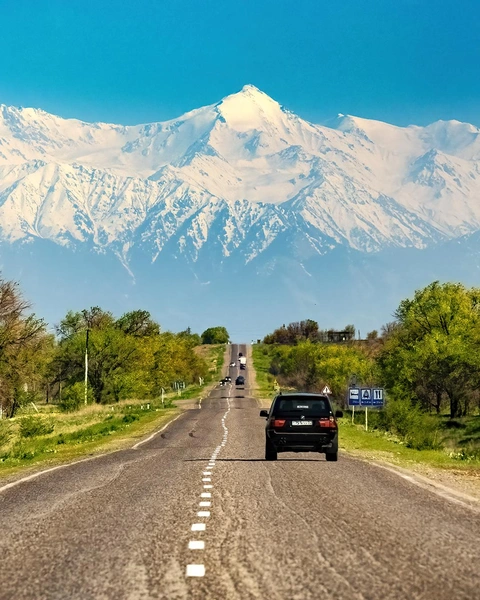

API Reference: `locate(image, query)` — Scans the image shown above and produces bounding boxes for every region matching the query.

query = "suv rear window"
[274,396,331,416]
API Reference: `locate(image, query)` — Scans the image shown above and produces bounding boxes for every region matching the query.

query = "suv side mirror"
[259,410,269,418]
[335,410,344,419]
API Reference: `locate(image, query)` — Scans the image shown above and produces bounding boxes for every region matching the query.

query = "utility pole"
[84,328,89,405]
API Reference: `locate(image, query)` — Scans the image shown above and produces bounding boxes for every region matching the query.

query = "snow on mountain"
[1,84,480,268]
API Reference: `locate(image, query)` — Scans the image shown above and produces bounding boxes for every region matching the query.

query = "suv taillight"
[273,419,286,428]
[318,417,337,428]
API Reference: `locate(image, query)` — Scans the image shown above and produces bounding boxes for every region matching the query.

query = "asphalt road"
[0,344,479,600]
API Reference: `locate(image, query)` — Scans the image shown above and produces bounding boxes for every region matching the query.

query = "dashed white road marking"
[186,564,205,577]
[189,541,205,550]
[186,376,233,581]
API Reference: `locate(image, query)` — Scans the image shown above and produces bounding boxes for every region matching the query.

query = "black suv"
[260,393,343,461]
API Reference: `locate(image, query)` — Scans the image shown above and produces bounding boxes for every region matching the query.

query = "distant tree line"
[261,281,480,420]
[263,320,356,345]
[0,276,228,417]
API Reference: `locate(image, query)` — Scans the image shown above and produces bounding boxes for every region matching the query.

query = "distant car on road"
[229,361,236,367]
[235,375,245,386]
[259,393,343,462]
[225,376,232,383]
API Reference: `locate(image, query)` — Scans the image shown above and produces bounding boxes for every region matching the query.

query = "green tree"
[273,340,377,401]
[0,278,49,417]
[379,281,480,418]
[55,307,138,403]
[115,310,160,337]
[201,326,229,344]
[54,308,210,405]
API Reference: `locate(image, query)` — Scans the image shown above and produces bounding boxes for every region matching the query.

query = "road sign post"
[349,385,385,429]
[348,387,360,424]
[348,388,360,405]
[372,388,384,407]
[360,389,373,431]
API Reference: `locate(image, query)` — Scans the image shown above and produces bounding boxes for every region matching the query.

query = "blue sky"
[0,0,479,127]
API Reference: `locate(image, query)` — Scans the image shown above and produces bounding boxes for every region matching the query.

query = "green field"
[339,417,480,472]
[251,344,288,403]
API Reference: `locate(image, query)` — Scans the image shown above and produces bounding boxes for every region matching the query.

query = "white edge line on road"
[0,411,184,495]
[191,523,206,531]
[0,455,101,495]
[361,457,480,512]
[132,412,183,449]
[188,541,205,550]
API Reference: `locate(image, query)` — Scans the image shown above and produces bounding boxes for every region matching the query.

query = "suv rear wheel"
[265,439,277,461]
[325,451,338,462]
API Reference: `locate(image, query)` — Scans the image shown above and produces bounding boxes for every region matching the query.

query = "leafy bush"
[19,416,55,438]
[59,382,94,412]
[0,422,11,448]
[122,413,140,424]
[201,326,229,344]
[376,399,441,450]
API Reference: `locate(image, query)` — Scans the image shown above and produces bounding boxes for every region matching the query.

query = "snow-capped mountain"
[1,85,480,333]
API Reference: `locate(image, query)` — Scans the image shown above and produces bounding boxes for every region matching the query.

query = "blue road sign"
[360,388,373,406]
[348,387,360,406]
[372,388,385,407]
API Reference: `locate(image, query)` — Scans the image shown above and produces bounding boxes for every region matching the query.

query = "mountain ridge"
[1,86,480,333]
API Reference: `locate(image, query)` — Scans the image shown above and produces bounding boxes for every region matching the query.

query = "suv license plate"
[292,421,313,426]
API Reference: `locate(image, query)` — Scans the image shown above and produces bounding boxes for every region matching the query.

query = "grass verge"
[251,344,277,403]
[0,402,180,480]
[339,417,480,475]
[0,344,227,481]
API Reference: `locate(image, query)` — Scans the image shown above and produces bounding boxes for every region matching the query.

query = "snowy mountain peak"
[1,86,480,263]
[215,85,285,131]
